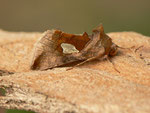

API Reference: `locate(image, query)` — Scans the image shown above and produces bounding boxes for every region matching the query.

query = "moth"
[30,25,121,71]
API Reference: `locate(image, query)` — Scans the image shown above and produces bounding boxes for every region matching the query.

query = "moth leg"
[66,56,99,71]
[135,45,144,53]
[106,56,120,73]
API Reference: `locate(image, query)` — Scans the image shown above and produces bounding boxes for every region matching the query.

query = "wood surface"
[0,29,150,113]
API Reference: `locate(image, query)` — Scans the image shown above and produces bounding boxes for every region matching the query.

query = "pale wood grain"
[0,30,150,113]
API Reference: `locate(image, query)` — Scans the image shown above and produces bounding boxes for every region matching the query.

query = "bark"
[0,29,150,113]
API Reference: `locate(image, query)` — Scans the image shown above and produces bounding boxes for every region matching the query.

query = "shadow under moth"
[30,25,125,71]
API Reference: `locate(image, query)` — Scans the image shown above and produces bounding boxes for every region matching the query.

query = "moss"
[6,109,35,113]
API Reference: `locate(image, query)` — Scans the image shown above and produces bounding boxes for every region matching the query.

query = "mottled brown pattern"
[31,25,119,70]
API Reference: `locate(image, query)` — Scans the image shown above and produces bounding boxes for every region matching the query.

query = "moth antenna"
[117,45,144,56]
[106,56,120,73]
[66,56,98,71]
[116,45,135,55]
[133,45,148,61]
[116,45,135,50]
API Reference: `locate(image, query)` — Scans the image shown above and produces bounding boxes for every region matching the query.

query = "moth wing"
[30,30,65,70]
[30,26,108,70]
[64,31,105,61]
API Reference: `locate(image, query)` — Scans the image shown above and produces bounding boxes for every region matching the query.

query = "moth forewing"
[30,25,119,71]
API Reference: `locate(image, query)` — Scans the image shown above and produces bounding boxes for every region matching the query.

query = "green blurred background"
[0,0,150,35]
[0,0,150,113]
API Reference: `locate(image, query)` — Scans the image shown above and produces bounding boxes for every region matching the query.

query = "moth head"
[109,44,118,56]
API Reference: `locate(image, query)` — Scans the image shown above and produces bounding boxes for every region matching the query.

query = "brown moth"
[30,25,119,70]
